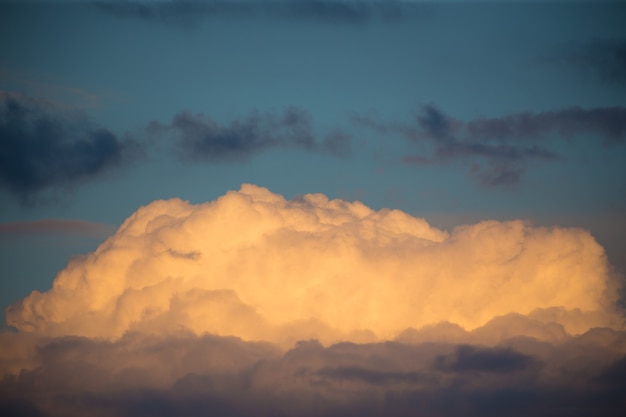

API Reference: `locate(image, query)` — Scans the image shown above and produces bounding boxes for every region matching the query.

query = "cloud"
[0,219,115,238]
[1,185,625,416]
[148,108,351,161]
[0,92,140,205]
[315,365,425,385]
[434,345,536,374]
[93,0,415,26]
[1,328,626,417]
[551,39,626,85]
[6,184,622,343]
[416,103,454,140]
[462,106,626,144]
[356,104,626,186]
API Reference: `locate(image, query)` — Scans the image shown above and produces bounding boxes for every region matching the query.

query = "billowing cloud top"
[7,184,622,346]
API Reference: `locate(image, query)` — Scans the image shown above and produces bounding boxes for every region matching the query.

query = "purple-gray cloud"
[355,104,626,187]
[148,107,351,161]
[463,106,626,144]
[434,345,537,374]
[1,325,625,417]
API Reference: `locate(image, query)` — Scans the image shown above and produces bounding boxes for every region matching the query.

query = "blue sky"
[1,1,626,416]
[2,0,626,310]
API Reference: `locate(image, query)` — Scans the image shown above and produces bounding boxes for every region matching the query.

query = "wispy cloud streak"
[354,104,626,186]
[148,108,351,161]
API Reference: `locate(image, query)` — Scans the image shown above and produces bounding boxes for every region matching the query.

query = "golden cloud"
[6,184,623,347]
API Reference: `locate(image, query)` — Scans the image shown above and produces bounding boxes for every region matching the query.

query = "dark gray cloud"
[1,326,626,417]
[355,104,626,187]
[463,106,626,145]
[148,107,351,161]
[552,39,626,85]
[94,0,415,26]
[316,366,426,385]
[416,103,453,141]
[434,345,537,374]
[0,93,139,205]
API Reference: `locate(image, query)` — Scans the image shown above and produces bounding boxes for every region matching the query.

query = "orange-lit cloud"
[2,184,625,416]
[6,184,623,346]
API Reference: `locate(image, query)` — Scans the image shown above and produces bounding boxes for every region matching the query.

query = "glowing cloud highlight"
[6,184,622,345]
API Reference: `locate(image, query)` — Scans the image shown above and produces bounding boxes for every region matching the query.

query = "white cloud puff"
[6,184,623,346]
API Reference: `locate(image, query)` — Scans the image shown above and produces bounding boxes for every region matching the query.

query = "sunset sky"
[1,1,626,416]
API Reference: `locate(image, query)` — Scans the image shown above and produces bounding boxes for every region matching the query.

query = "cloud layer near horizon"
[6,184,623,345]
[2,327,626,417]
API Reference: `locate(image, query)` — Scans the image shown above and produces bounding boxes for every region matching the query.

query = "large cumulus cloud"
[6,184,623,344]
[2,184,625,416]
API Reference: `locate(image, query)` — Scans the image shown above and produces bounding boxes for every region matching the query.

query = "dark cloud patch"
[355,104,625,187]
[77,388,241,417]
[434,345,537,374]
[148,107,350,161]
[552,39,626,85]
[0,93,139,205]
[94,0,415,26]
[416,103,453,141]
[597,355,626,387]
[316,366,425,385]
[464,106,626,145]
[0,397,45,417]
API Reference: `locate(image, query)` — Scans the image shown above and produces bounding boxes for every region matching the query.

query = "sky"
[1,0,626,416]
